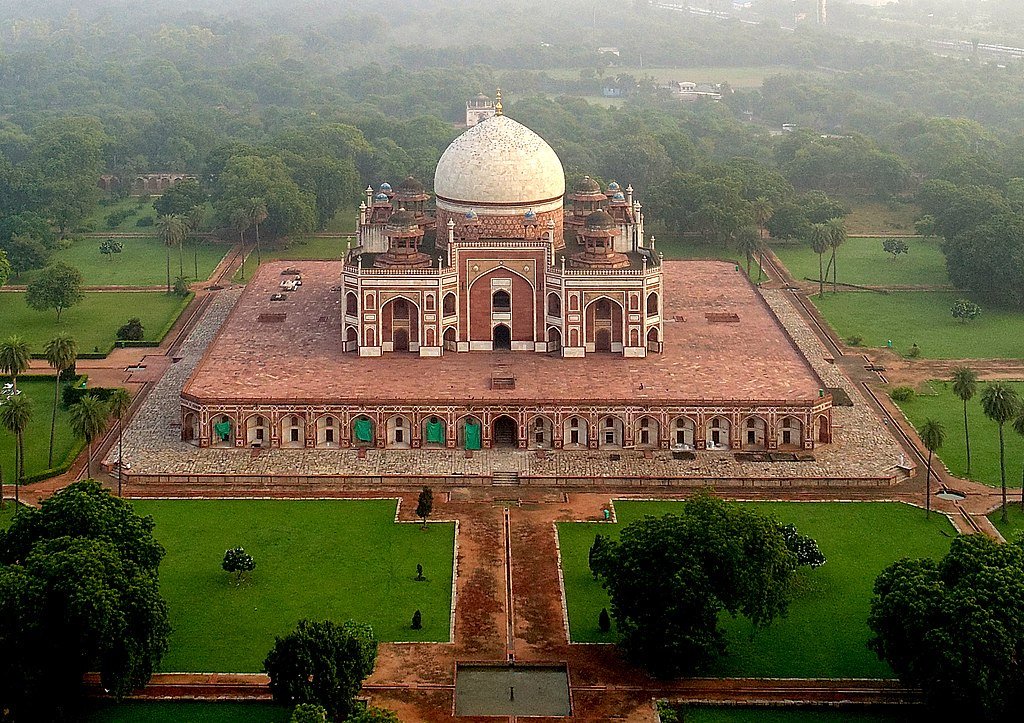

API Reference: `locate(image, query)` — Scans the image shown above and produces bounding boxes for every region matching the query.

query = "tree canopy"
[590,493,811,677]
[25,261,85,321]
[868,534,1024,719]
[0,480,169,719]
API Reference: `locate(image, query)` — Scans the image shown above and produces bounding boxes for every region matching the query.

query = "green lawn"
[812,291,1024,358]
[990,504,1024,540]
[675,706,922,723]
[557,501,955,678]
[134,499,455,672]
[653,236,769,281]
[7,236,229,287]
[0,291,189,354]
[80,196,158,232]
[85,701,290,723]
[896,381,1024,488]
[773,236,948,288]
[840,198,921,236]
[1,377,82,483]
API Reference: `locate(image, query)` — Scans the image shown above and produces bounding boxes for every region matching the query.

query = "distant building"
[466,93,497,127]
[597,46,620,57]
[669,81,723,102]
[602,86,623,98]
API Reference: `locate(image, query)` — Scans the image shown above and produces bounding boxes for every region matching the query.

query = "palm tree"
[735,226,760,280]
[247,197,268,267]
[919,419,945,519]
[752,196,772,241]
[1014,412,1024,512]
[157,214,186,292]
[0,336,31,392]
[69,395,109,479]
[950,367,978,477]
[231,208,251,281]
[108,388,132,496]
[42,334,77,468]
[981,382,1021,523]
[1,394,32,508]
[187,205,206,280]
[808,223,830,297]
[825,217,847,294]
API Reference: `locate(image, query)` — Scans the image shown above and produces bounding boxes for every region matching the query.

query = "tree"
[752,196,772,241]
[248,197,268,266]
[222,546,256,586]
[951,367,978,476]
[0,335,31,391]
[0,480,169,720]
[25,261,84,321]
[343,706,401,723]
[882,238,909,260]
[589,533,609,580]
[1013,412,1024,512]
[117,317,145,341]
[590,493,807,677]
[411,609,422,630]
[777,523,826,568]
[735,226,760,279]
[0,248,9,287]
[264,619,378,721]
[186,205,206,279]
[43,334,77,468]
[157,214,186,290]
[231,207,250,281]
[290,704,328,723]
[415,563,424,581]
[69,394,109,478]
[808,223,830,297]
[868,535,1024,719]
[825,217,847,293]
[598,608,611,633]
[0,395,32,505]
[919,419,945,518]
[951,298,981,323]
[154,178,206,218]
[0,234,50,277]
[981,382,1021,524]
[416,486,433,528]
[108,388,132,496]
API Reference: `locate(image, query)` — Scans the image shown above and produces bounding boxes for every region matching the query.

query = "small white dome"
[434,115,565,208]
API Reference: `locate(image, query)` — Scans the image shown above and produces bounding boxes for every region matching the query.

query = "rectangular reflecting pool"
[454,663,571,717]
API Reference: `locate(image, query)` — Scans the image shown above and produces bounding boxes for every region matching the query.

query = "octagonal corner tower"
[434,114,565,240]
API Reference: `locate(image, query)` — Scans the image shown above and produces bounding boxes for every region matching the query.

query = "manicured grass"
[557,501,955,678]
[896,381,1024,488]
[812,291,1024,358]
[80,196,157,232]
[676,706,922,723]
[1,377,82,483]
[840,198,921,236]
[85,701,290,723]
[8,236,229,287]
[0,291,189,354]
[134,499,455,672]
[772,236,948,288]
[990,504,1024,540]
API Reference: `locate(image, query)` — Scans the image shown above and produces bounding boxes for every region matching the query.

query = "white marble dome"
[434,115,565,209]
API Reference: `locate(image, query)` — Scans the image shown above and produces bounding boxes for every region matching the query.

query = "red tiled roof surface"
[183,261,823,406]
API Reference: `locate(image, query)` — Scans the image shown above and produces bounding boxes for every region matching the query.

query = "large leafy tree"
[981,382,1021,523]
[264,619,378,721]
[213,154,315,240]
[0,480,169,720]
[25,261,84,321]
[0,248,9,287]
[153,178,207,218]
[868,535,1024,720]
[590,493,806,677]
[43,334,77,468]
[950,367,978,476]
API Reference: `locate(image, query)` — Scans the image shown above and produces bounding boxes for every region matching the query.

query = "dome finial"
[495,88,503,116]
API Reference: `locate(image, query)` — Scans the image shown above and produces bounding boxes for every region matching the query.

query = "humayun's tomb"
[179,102,834,455]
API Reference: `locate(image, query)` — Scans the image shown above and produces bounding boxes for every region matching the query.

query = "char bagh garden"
[6,1,1024,721]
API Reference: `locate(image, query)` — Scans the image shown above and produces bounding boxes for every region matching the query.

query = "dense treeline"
[1,1,1022,303]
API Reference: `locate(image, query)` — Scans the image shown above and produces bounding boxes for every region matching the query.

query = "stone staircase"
[491,470,520,486]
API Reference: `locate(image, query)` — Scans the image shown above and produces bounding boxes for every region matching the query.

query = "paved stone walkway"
[108,284,908,484]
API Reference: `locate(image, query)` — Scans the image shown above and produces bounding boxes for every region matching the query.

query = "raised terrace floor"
[183,260,824,407]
